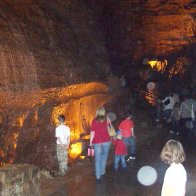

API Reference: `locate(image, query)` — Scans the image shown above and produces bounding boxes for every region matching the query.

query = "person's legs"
[181,118,192,150]
[171,119,175,133]
[155,106,161,121]
[194,119,196,136]
[121,155,127,169]
[56,145,68,175]
[175,120,180,134]
[180,118,186,136]
[128,136,136,157]
[163,109,167,119]
[114,155,120,171]
[94,143,102,180]
[123,137,129,158]
[101,141,111,176]
[165,109,172,121]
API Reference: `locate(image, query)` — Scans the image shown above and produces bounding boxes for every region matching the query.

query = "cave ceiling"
[87,0,196,76]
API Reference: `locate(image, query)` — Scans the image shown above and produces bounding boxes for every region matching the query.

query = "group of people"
[89,107,136,182]
[54,106,188,195]
[155,92,196,140]
[54,108,136,180]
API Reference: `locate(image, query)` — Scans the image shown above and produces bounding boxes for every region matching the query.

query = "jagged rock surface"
[0,0,109,91]
[87,0,196,76]
[0,0,112,172]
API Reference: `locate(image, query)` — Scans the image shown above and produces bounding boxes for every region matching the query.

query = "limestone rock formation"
[0,0,195,173]
[88,0,196,78]
[0,0,110,91]
[0,0,113,172]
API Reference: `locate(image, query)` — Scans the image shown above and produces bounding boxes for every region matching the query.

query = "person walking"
[170,102,181,135]
[112,131,127,172]
[180,96,196,149]
[89,107,111,182]
[55,114,70,176]
[160,140,187,196]
[161,93,175,122]
[118,112,136,161]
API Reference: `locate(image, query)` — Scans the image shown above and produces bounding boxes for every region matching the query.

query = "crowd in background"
[154,89,196,150]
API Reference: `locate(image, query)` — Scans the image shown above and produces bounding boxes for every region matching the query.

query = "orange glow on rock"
[17,114,26,128]
[69,142,83,160]
[169,57,190,78]
[148,60,167,73]
[0,82,111,165]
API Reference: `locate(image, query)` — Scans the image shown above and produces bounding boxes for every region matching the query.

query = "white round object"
[137,166,157,186]
[107,112,116,122]
[147,82,156,90]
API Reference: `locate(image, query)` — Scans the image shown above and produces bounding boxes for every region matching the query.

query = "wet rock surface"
[0,164,40,196]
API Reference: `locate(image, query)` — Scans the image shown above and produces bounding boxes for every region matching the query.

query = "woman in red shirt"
[90,107,111,182]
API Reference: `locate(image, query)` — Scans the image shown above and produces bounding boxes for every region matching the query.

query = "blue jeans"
[123,136,136,157]
[114,155,127,170]
[155,105,162,120]
[163,109,172,120]
[172,119,180,133]
[93,141,111,180]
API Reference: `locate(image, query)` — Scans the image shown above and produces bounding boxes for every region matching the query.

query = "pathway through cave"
[42,130,196,196]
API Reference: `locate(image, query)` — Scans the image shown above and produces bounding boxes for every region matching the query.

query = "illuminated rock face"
[0,1,113,172]
[0,0,194,173]
[0,80,130,173]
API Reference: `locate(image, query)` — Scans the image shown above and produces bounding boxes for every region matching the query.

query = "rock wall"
[0,0,113,172]
[0,0,110,91]
[87,0,196,78]
[0,0,195,173]
[0,164,40,196]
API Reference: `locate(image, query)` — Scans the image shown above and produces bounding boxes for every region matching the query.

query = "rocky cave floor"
[40,103,196,196]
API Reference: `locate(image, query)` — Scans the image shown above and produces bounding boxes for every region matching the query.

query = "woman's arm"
[90,131,95,146]
[131,128,135,137]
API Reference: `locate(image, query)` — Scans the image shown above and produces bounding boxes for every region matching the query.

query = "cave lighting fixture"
[147,59,168,73]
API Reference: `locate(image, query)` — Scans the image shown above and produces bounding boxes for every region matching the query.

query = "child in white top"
[55,114,70,176]
[160,140,187,196]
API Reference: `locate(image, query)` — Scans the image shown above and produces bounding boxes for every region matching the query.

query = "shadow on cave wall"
[15,99,59,174]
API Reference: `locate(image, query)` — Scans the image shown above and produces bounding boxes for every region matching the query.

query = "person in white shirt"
[172,93,180,105]
[161,94,175,122]
[160,140,187,196]
[55,114,70,176]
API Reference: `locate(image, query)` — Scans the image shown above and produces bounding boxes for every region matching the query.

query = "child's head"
[116,130,122,140]
[95,107,106,121]
[126,112,132,119]
[160,140,185,164]
[58,114,65,124]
